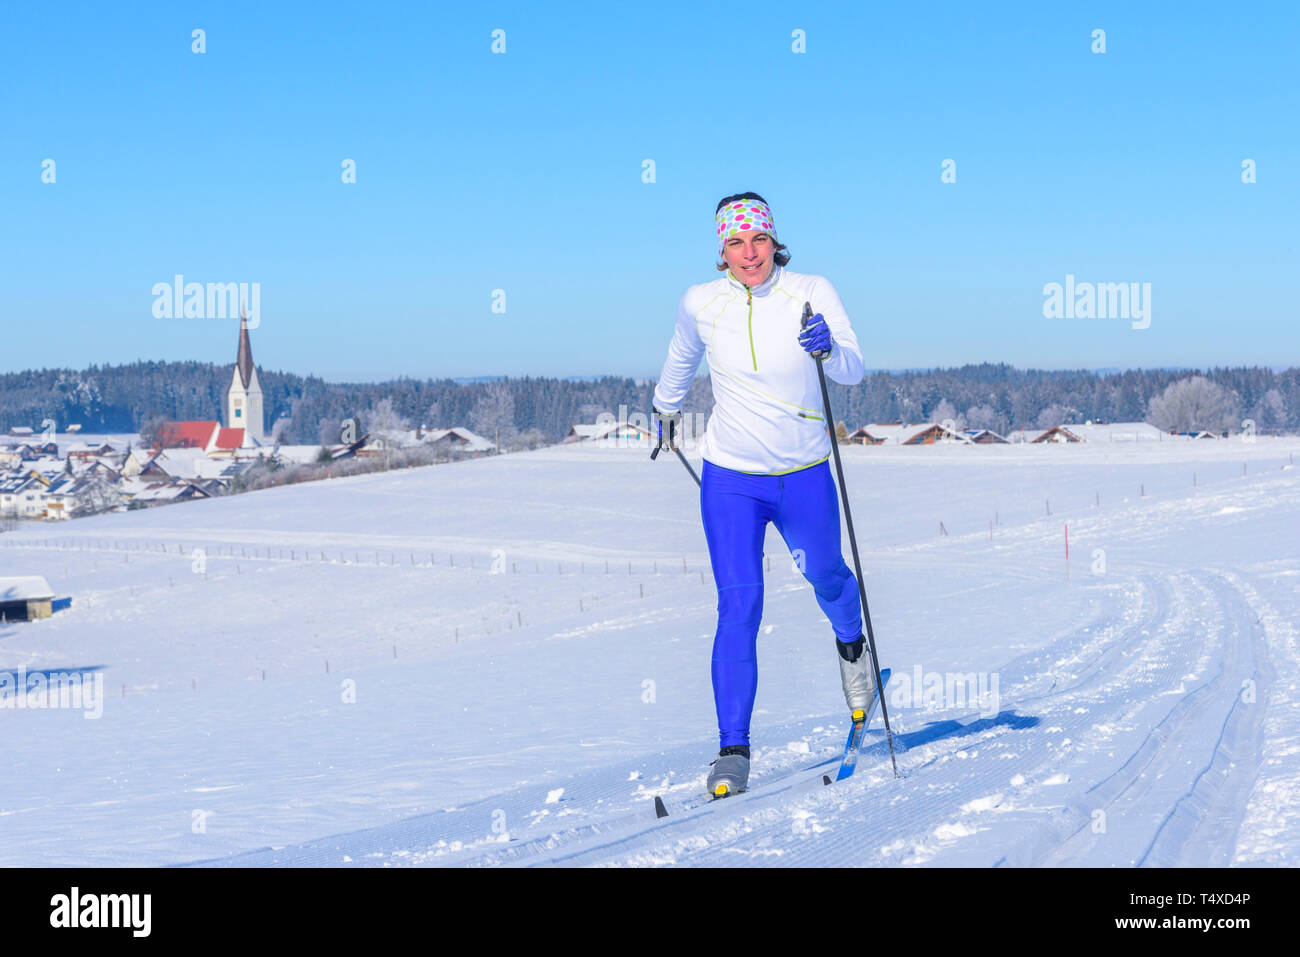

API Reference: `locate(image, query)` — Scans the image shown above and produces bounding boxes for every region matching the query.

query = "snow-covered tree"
[513,428,551,451]
[367,397,408,435]
[137,413,166,450]
[270,414,293,444]
[470,381,516,450]
[1036,404,1071,430]
[72,474,125,517]
[964,404,1005,433]
[1146,376,1240,433]
[318,416,344,446]
[1251,388,1286,434]
[931,399,960,428]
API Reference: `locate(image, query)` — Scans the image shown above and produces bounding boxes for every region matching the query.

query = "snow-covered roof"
[0,576,54,601]
[1060,422,1164,442]
[567,422,651,443]
[120,477,157,497]
[132,482,207,502]
[1032,425,1083,443]
[272,445,330,464]
[145,447,213,476]
[44,475,77,494]
[853,423,969,445]
[423,427,496,451]
[0,473,41,493]
[192,457,237,478]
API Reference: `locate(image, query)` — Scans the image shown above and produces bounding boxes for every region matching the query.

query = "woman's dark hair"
[715,191,790,271]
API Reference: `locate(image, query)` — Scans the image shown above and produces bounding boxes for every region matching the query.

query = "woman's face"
[723,232,775,286]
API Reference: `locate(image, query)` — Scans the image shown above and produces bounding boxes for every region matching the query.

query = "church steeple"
[235,310,256,389]
[226,308,265,444]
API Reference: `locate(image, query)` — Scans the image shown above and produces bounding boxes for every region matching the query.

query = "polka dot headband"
[716,199,776,257]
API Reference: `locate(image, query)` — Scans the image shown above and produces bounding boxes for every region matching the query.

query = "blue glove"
[651,406,680,455]
[798,313,833,361]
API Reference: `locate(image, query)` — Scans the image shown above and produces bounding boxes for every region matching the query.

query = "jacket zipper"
[732,273,822,421]
[746,286,756,371]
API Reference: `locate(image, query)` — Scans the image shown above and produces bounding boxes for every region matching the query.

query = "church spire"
[236,307,255,389]
[226,307,265,444]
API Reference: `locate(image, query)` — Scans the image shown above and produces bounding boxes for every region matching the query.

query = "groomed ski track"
[191,450,1294,868]
[185,565,1274,868]
[4,441,1297,867]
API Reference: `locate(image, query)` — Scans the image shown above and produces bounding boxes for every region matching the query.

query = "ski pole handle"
[651,407,680,459]
[799,301,832,360]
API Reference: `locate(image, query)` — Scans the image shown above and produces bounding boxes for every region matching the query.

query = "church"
[155,312,266,453]
[226,311,265,444]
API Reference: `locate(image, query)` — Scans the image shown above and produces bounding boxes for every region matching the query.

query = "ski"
[652,758,831,820]
[822,667,891,786]
[653,668,892,819]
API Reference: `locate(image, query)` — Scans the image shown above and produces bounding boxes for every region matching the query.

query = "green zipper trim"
[746,287,757,371]
[710,362,825,418]
[704,279,823,418]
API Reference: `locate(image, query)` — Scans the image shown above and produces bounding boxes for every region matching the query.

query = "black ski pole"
[650,421,701,487]
[802,301,899,777]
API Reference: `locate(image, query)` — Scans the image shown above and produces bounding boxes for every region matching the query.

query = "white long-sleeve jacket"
[652,264,864,474]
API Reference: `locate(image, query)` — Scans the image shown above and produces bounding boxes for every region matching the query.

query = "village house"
[849,423,971,446]
[1057,422,1165,442]
[1,472,53,519]
[129,482,212,507]
[421,427,496,454]
[358,426,496,457]
[565,421,654,446]
[1032,425,1083,444]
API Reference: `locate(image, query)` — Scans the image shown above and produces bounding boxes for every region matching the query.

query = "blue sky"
[2,1,1297,381]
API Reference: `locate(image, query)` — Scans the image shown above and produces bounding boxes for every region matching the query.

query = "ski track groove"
[157,463,1293,868]
[186,565,1265,868]
[471,569,1266,867]
[186,566,1267,867]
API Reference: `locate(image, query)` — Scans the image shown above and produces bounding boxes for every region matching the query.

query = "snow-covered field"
[2,437,1297,867]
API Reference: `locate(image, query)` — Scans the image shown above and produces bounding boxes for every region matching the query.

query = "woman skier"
[652,192,874,798]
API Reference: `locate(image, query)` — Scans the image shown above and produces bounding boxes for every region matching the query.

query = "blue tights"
[700,458,863,749]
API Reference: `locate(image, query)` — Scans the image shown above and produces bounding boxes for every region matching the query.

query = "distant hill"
[1,361,1294,445]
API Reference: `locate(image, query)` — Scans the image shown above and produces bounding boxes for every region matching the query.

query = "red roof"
[214,427,245,450]
[158,421,218,449]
